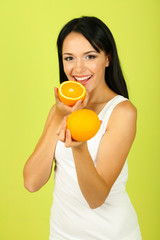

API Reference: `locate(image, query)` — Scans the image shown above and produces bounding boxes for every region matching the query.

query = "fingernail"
[78,100,82,104]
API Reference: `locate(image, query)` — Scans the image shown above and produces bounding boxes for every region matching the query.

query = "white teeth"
[74,75,91,81]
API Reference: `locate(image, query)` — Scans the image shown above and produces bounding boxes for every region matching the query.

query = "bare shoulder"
[107,100,137,130]
[115,100,137,117]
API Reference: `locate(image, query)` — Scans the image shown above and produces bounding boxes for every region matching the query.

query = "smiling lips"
[74,75,92,85]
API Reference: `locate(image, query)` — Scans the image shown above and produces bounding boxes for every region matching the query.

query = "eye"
[64,56,74,61]
[86,55,97,60]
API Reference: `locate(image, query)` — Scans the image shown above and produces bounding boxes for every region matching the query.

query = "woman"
[23,16,142,239]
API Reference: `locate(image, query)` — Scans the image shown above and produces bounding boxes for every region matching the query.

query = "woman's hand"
[56,116,85,148]
[54,87,89,120]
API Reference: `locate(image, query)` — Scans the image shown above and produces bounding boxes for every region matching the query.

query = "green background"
[0,0,159,239]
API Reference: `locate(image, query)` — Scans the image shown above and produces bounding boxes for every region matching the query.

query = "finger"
[56,123,61,136]
[65,129,84,148]
[82,90,89,107]
[65,129,72,147]
[54,87,58,97]
[72,99,82,111]
[54,87,61,103]
[71,90,89,111]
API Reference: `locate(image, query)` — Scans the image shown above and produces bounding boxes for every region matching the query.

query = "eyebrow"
[63,50,98,55]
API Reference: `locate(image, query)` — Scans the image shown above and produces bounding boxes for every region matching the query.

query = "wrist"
[53,107,65,122]
[71,141,87,152]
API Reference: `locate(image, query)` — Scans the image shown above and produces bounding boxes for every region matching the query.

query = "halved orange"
[58,81,86,106]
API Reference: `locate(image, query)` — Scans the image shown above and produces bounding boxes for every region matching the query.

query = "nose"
[74,59,85,74]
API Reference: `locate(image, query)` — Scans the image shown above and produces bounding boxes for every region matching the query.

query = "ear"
[105,53,112,67]
[105,55,110,67]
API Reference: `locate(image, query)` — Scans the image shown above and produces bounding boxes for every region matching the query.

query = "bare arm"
[58,100,137,208]
[23,105,60,192]
[23,88,89,192]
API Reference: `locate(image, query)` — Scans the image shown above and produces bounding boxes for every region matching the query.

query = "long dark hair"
[57,16,129,99]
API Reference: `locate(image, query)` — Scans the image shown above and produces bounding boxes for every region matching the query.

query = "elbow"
[23,177,40,193]
[23,169,40,193]
[89,201,104,209]
[24,181,37,193]
[24,182,36,193]
[88,197,107,209]
[88,191,109,209]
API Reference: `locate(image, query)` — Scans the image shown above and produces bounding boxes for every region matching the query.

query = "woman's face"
[62,32,109,93]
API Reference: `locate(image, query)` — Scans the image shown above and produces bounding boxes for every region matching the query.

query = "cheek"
[89,62,105,74]
[63,63,72,76]
[88,62,98,73]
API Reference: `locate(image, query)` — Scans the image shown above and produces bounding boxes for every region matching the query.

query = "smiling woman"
[62,33,109,90]
[23,16,142,240]
[57,16,129,99]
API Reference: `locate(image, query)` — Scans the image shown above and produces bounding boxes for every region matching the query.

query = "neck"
[87,82,115,106]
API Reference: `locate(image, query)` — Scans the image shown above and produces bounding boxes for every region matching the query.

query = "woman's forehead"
[62,32,97,54]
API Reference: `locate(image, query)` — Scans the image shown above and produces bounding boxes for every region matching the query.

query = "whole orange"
[67,109,101,141]
[58,81,86,106]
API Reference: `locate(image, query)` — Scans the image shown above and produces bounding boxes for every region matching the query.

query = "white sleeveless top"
[49,95,141,240]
